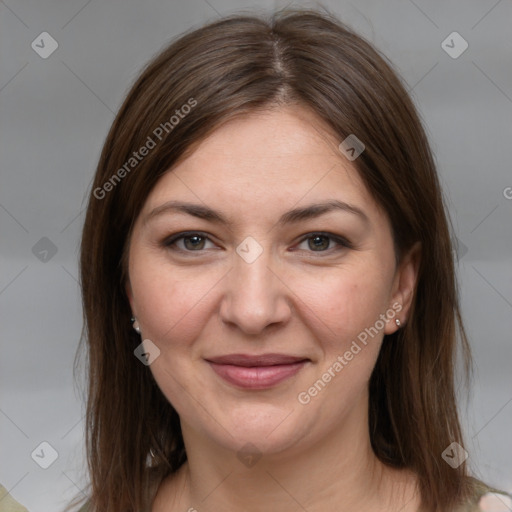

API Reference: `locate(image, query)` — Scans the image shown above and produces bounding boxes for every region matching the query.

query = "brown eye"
[163,232,215,252]
[307,235,331,251]
[295,232,352,254]
[182,234,206,250]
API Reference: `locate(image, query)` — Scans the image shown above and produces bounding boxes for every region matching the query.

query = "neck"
[153,398,421,512]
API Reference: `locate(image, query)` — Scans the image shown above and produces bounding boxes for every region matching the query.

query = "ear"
[384,241,421,334]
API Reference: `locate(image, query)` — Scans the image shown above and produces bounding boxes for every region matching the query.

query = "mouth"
[205,353,310,389]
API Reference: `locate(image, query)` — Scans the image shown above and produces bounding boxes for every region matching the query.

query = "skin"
[126,106,422,512]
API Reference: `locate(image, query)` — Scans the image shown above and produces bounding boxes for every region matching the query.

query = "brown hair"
[73,8,474,511]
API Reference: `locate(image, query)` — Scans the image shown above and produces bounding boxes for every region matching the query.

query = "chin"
[194,401,316,457]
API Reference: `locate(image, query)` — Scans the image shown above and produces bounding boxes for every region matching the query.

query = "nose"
[219,242,292,336]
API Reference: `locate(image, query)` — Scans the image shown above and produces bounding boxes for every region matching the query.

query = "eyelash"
[162,231,353,256]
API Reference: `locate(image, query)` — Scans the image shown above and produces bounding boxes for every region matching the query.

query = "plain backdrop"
[1,0,511,510]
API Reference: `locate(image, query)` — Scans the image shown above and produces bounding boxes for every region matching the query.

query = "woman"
[68,8,510,512]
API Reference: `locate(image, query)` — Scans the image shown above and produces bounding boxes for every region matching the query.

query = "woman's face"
[127,106,417,457]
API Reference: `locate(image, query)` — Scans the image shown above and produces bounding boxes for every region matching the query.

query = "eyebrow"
[144,199,370,227]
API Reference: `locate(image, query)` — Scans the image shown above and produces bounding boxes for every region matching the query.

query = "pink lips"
[206,353,308,389]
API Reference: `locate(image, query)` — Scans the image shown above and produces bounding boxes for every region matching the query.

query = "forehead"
[141,106,384,225]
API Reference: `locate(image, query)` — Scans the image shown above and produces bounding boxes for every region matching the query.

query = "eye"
[163,232,217,252]
[295,232,352,254]
[162,231,352,256]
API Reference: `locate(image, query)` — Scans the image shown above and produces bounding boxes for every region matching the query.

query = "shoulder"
[458,477,512,511]
[76,502,91,512]
[0,484,29,512]
[70,468,164,512]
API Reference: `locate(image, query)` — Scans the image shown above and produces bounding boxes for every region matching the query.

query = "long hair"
[73,8,473,511]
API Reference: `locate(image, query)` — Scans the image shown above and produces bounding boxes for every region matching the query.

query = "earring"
[395,318,401,328]
[132,317,141,334]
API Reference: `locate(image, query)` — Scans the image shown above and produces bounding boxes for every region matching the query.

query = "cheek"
[130,253,393,352]
[129,259,218,411]
[296,269,392,412]
[297,264,392,350]
[129,255,223,348]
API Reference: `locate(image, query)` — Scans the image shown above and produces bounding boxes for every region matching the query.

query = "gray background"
[1,0,511,510]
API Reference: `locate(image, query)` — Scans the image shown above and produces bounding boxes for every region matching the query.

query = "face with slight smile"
[126,106,415,458]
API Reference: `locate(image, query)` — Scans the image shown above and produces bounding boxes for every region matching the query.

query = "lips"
[206,353,307,366]
[205,353,309,389]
